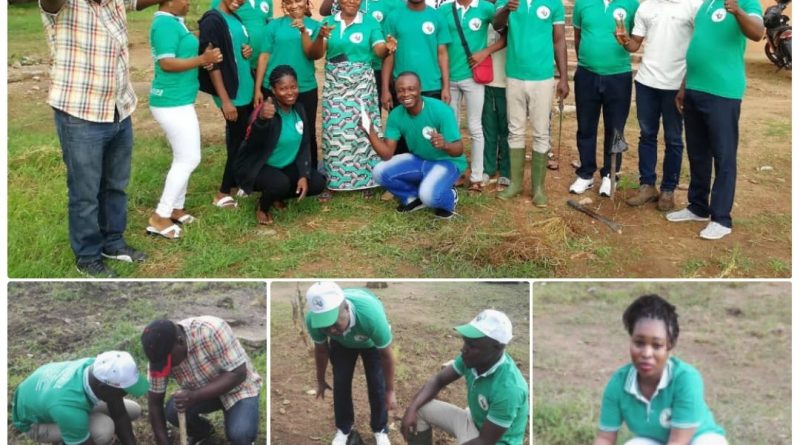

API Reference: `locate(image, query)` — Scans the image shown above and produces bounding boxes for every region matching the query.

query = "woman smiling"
[592,295,727,445]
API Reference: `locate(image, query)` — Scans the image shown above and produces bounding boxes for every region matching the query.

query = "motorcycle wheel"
[765,42,780,65]
[781,39,792,69]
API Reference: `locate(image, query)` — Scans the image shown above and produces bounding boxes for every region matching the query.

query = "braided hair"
[268,64,298,88]
[622,294,680,348]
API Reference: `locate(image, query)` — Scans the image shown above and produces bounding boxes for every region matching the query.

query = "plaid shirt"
[40,0,138,122]
[148,316,263,410]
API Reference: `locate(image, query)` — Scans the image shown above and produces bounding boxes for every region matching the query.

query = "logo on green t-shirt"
[354,334,369,342]
[422,126,435,139]
[260,1,270,13]
[295,120,304,134]
[537,6,550,19]
[373,11,384,22]
[711,8,726,21]
[659,408,672,428]
[350,32,364,43]
[478,394,489,411]
[468,18,482,30]
[422,21,435,34]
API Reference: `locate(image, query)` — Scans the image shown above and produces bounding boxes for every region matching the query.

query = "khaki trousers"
[415,399,479,444]
[506,77,555,154]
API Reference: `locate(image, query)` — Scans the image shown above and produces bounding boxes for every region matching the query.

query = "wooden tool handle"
[178,411,188,445]
[567,200,623,234]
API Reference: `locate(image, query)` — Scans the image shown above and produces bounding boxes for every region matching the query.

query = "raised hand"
[318,23,335,39]
[506,0,519,11]
[385,34,398,54]
[260,96,276,120]
[201,42,223,65]
[723,0,742,15]
[430,129,445,149]
[291,17,306,33]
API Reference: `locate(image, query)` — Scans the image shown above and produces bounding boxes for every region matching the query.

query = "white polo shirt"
[632,0,703,90]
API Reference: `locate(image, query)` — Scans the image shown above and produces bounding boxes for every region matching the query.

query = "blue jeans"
[574,67,633,179]
[683,89,741,228]
[373,153,460,212]
[54,109,132,263]
[635,81,684,191]
[329,340,387,434]
[166,394,260,445]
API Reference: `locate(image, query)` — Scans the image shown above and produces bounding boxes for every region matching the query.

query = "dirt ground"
[532,282,792,445]
[6,282,267,444]
[6,9,792,278]
[269,281,531,444]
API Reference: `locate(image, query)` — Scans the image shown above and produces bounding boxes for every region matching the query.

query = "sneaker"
[699,221,732,240]
[569,176,594,194]
[452,188,459,205]
[76,260,117,278]
[374,431,391,445]
[482,173,497,185]
[101,245,147,263]
[497,177,511,187]
[599,175,617,197]
[666,208,710,222]
[657,190,676,211]
[625,184,658,207]
[331,429,349,445]
[396,198,427,213]
[434,208,457,220]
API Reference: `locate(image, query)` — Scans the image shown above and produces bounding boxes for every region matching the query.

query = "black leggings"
[252,163,326,212]
[220,104,254,194]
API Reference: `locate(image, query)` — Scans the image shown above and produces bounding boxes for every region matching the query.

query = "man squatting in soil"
[306,281,397,445]
[12,351,149,445]
[402,309,529,445]
[141,316,263,445]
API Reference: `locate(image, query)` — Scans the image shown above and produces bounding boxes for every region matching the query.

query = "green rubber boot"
[497,149,525,200]
[531,151,548,207]
[406,428,433,445]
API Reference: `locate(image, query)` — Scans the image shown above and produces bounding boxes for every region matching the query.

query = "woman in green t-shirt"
[592,295,727,445]
[147,0,222,239]
[235,66,326,225]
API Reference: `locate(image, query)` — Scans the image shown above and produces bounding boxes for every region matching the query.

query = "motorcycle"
[764,0,792,70]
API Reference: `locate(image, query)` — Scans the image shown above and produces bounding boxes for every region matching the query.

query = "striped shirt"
[40,0,138,122]
[148,316,263,410]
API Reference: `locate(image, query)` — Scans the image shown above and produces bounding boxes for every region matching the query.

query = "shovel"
[608,129,628,199]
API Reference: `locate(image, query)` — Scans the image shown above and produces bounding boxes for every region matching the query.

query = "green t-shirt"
[384,6,452,91]
[496,0,565,81]
[358,0,404,69]
[439,0,495,82]
[572,0,638,75]
[684,0,761,99]
[213,10,255,107]
[262,17,320,93]
[266,107,304,168]
[321,12,385,63]
[452,353,529,445]
[12,358,97,445]
[211,0,273,69]
[385,96,467,172]
[599,357,726,443]
[306,288,393,349]
[149,12,200,107]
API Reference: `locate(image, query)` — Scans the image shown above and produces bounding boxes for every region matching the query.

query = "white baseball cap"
[455,309,513,345]
[92,351,149,397]
[306,281,345,328]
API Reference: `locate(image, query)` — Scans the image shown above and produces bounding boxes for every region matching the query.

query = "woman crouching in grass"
[592,295,728,445]
[234,65,325,225]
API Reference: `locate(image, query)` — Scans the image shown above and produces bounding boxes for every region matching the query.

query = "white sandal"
[213,196,238,208]
[171,214,196,225]
[146,224,181,239]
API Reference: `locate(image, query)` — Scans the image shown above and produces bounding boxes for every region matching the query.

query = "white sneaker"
[666,208,710,223]
[598,175,616,197]
[699,221,732,240]
[569,176,594,194]
[374,431,391,445]
[331,429,349,445]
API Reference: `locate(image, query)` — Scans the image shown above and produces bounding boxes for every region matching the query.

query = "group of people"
[12,316,263,445]
[39,0,765,276]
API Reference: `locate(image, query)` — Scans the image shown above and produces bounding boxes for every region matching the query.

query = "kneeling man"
[401,309,529,445]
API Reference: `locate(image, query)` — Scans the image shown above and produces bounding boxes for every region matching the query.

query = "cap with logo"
[306,281,345,329]
[454,309,513,345]
[92,351,149,397]
[141,319,178,378]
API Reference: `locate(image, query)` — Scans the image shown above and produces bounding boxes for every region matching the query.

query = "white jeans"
[415,399,479,444]
[506,77,555,154]
[150,104,202,218]
[25,400,142,445]
[449,78,485,182]
[624,433,729,445]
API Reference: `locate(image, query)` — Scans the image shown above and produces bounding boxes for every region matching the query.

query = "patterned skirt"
[322,60,383,191]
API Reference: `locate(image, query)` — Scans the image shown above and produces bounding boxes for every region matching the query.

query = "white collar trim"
[470,353,506,379]
[341,300,356,336]
[624,359,673,403]
[83,366,100,406]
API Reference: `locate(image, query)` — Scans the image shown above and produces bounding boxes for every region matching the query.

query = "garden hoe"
[548,98,564,170]
[178,411,187,445]
[608,129,629,199]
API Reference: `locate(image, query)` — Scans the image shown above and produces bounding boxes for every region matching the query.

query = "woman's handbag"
[452,3,493,84]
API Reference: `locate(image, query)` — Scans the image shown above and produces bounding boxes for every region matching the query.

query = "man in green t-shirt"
[306,281,397,445]
[366,71,466,219]
[401,309,529,445]
[666,0,764,240]
[12,351,149,445]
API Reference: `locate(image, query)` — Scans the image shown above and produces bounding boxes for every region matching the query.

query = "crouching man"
[401,310,529,445]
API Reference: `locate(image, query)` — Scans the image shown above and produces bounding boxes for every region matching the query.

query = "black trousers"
[252,162,326,211]
[220,104,254,194]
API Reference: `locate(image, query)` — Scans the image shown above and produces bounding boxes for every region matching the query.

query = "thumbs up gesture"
[260,96,276,120]
[201,42,223,65]
[430,129,445,149]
